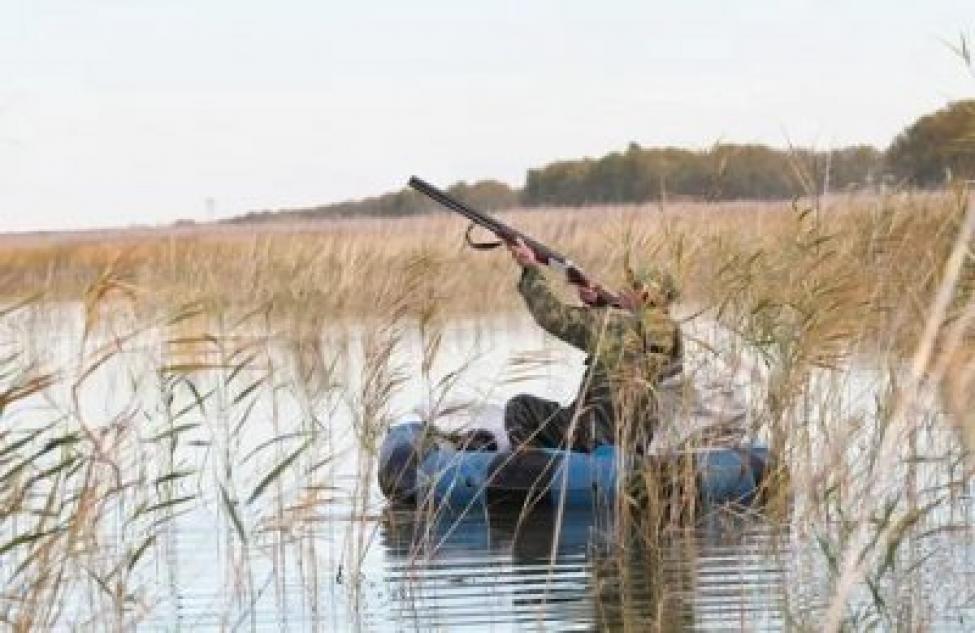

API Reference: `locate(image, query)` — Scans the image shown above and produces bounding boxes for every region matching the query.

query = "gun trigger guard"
[464,223,504,250]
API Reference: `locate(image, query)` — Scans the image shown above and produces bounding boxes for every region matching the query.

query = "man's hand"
[577,285,599,306]
[507,237,539,268]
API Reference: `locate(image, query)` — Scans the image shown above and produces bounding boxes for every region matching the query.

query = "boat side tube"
[378,421,772,509]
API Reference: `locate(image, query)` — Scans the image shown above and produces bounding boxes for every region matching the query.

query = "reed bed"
[0,192,956,323]
[1,189,973,630]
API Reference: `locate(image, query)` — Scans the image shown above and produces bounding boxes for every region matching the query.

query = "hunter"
[505,237,683,452]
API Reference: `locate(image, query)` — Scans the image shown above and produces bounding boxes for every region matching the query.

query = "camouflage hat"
[625,263,679,305]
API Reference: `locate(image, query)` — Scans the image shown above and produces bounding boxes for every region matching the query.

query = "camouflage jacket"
[518,266,683,433]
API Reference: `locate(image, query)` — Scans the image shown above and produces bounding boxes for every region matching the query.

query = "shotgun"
[408,176,621,308]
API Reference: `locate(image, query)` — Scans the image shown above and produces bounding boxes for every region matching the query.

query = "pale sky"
[1,1,972,232]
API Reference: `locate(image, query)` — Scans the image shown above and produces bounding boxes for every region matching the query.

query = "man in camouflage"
[505,238,683,452]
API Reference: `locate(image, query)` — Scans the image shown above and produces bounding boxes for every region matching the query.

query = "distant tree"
[705,145,786,199]
[657,148,710,198]
[520,142,883,206]
[227,138,894,225]
[446,180,519,210]
[523,159,594,205]
[828,145,883,191]
[224,179,519,224]
[886,100,975,186]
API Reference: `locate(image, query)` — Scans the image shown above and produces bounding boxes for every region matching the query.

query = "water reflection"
[380,502,787,631]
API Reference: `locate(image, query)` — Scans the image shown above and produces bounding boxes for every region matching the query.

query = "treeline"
[522,143,881,205]
[232,180,520,223]
[229,100,974,223]
[887,100,975,185]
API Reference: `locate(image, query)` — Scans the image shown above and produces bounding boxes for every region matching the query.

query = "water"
[1,306,973,630]
[379,507,791,631]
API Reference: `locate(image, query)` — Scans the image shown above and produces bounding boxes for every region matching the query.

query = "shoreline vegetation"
[227,99,972,224]
[1,190,968,338]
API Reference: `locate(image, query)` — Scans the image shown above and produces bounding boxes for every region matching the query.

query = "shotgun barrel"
[408,176,621,308]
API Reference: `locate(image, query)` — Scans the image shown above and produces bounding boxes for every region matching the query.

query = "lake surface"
[2,307,973,630]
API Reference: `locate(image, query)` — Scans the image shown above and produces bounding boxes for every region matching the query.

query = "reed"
[0,189,972,629]
[0,192,959,331]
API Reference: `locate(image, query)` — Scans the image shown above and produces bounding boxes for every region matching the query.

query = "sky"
[1,1,972,232]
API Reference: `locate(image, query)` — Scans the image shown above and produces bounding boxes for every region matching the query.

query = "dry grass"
[1,189,974,629]
[0,191,967,332]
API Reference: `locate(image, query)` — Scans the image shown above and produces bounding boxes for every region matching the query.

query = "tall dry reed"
[1,189,973,629]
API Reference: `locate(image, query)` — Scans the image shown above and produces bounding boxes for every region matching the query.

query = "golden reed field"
[3,189,973,450]
[0,190,969,344]
[0,193,965,315]
[3,190,972,391]
[6,189,974,450]
[1,188,974,629]
[2,190,973,467]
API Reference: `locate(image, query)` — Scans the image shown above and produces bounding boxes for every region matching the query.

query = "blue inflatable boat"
[378,420,772,510]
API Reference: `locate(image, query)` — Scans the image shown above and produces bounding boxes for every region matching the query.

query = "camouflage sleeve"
[517,266,596,351]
